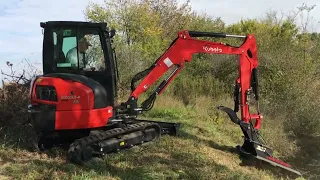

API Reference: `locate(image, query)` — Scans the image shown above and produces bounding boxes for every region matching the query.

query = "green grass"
[0,95,308,180]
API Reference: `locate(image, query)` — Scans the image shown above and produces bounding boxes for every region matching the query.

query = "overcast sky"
[0,0,319,84]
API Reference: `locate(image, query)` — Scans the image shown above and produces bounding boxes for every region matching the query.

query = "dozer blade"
[132,118,181,136]
[218,106,302,176]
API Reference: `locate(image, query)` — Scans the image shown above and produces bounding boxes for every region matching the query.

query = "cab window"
[53,29,106,71]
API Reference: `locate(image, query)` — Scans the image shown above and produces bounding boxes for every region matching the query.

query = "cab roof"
[40,21,108,30]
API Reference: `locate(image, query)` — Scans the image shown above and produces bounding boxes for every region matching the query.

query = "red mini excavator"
[28,21,301,176]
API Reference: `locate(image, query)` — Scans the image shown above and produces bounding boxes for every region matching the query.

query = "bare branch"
[1,71,30,83]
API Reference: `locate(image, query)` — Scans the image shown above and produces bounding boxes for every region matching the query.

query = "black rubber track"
[67,122,160,164]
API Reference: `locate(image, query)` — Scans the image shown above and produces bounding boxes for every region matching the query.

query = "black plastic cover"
[28,104,56,133]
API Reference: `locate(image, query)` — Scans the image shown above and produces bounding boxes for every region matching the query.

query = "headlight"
[35,85,57,102]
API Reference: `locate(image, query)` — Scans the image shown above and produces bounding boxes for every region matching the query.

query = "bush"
[0,82,37,150]
[0,82,30,127]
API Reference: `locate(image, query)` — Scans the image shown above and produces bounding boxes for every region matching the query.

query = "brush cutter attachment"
[218,106,302,176]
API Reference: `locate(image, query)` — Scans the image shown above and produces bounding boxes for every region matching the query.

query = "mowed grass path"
[0,96,304,180]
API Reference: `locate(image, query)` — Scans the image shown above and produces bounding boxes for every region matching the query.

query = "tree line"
[86,0,320,137]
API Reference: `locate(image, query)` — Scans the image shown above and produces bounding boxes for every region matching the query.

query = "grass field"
[0,96,308,180]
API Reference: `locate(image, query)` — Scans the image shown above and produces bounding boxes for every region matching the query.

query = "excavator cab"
[40,21,118,106]
[28,21,179,156]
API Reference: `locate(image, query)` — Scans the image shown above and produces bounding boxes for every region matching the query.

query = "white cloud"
[0,0,20,10]
[183,0,320,31]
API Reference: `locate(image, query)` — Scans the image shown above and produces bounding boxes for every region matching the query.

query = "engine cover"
[29,73,113,131]
[31,73,109,110]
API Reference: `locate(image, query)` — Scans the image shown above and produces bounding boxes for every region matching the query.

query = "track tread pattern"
[67,122,155,164]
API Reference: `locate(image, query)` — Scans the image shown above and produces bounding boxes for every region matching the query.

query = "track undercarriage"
[36,118,180,164]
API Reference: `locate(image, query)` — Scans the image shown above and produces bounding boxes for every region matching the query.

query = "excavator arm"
[119,30,262,129]
[115,30,302,176]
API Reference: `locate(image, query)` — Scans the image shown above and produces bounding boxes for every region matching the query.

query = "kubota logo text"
[203,46,222,53]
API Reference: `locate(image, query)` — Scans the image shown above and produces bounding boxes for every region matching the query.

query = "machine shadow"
[0,124,39,152]
[78,145,242,179]
[177,129,238,154]
[176,127,302,179]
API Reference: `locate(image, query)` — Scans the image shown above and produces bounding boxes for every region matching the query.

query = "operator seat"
[43,73,108,109]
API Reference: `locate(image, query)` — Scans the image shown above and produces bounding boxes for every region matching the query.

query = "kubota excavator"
[28,21,301,176]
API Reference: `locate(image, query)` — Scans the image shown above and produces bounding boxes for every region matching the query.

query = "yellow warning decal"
[120,141,125,146]
[36,78,42,83]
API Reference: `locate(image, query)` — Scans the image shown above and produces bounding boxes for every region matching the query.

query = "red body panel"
[130,30,263,129]
[31,77,113,130]
[55,106,113,130]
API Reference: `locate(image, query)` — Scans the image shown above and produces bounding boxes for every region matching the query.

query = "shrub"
[0,82,30,127]
[0,82,37,150]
